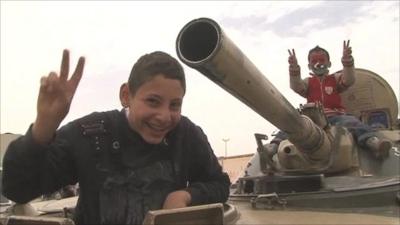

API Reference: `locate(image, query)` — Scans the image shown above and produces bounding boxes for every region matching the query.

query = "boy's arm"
[2,49,84,203]
[184,126,231,206]
[337,40,355,92]
[33,49,85,145]
[288,49,308,97]
[2,125,77,203]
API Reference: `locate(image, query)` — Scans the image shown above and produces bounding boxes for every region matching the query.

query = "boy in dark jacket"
[2,50,230,225]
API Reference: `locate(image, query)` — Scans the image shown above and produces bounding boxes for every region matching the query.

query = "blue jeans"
[271,114,377,147]
[327,114,377,147]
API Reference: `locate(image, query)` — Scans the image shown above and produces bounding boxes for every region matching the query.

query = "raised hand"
[342,40,352,59]
[288,49,298,66]
[33,49,85,144]
[288,49,300,76]
[341,40,354,67]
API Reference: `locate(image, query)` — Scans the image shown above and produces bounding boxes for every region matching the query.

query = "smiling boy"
[2,50,230,225]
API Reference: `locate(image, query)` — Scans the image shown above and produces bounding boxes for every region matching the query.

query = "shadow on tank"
[175,17,400,225]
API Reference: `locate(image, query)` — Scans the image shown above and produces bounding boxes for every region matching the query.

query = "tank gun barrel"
[176,18,329,155]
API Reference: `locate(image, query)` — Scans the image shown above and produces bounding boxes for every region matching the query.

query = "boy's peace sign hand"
[342,40,352,60]
[288,49,298,66]
[341,40,354,67]
[33,49,85,144]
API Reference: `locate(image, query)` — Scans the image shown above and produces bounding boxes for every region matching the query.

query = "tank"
[1,17,399,225]
[175,17,400,225]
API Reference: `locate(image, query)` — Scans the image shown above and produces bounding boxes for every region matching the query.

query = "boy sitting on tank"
[267,40,392,159]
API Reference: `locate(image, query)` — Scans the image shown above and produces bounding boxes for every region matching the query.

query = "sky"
[1,1,399,157]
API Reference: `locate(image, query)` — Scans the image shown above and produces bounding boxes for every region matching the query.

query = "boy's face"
[308,50,331,76]
[121,74,184,144]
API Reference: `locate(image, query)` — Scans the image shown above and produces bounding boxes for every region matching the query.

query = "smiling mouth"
[146,122,170,133]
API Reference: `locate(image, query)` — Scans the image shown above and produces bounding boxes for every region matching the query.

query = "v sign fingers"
[288,49,298,65]
[34,49,86,144]
[343,40,350,49]
[69,56,85,96]
[60,49,70,81]
[288,49,296,57]
[343,40,352,57]
[342,40,354,67]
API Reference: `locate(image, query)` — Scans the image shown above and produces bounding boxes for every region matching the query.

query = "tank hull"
[226,201,399,225]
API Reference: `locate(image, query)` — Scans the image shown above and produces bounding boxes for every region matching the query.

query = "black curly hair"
[308,46,330,62]
[128,51,186,95]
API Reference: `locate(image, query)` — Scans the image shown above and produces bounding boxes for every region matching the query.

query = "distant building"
[218,153,254,184]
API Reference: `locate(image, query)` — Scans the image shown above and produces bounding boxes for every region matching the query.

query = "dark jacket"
[2,109,230,224]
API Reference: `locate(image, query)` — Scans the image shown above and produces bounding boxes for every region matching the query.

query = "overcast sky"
[1,1,399,157]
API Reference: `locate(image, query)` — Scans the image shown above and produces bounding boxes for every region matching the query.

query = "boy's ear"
[119,83,130,108]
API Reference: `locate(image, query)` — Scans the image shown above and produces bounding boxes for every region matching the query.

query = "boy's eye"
[311,59,319,64]
[311,58,326,64]
[146,98,160,106]
[170,101,182,111]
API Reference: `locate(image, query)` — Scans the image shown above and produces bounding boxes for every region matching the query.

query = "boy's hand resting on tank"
[162,190,192,209]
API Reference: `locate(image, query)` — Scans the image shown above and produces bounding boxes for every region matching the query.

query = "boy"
[2,50,230,224]
[287,40,392,158]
